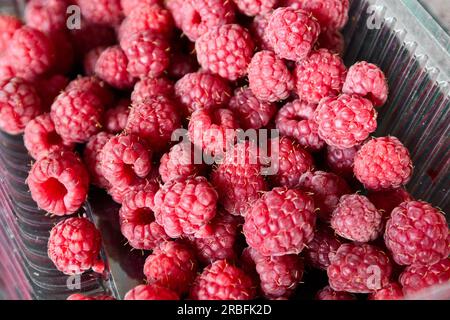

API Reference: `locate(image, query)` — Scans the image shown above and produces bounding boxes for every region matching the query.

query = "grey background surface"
[420,0,450,32]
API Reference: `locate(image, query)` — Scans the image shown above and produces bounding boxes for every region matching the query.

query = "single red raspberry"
[83,132,114,188]
[144,241,198,294]
[24,113,73,160]
[104,98,130,134]
[326,145,359,179]
[67,293,115,300]
[265,7,320,61]
[0,15,22,53]
[294,49,347,104]
[154,176,218,238]
[244,187,316,256]
[331,194,383,243]
[354,136,413,190]
[400,258,450,297]
[65,76,114,107]
[175,71,231,114]
[95,46,135,90]
[196,24,254,81]
[131,76,174,103]
[369,283,404,300]
[385,200,449,266]
[316,286,356,300]
[125,96,181,152]
[84,46,106,76]
[121,0,160,16]
[304,226,342,270]
[159,142,204,183]
[34,74,70,110]
[343,61,388,107]
[180,0,235,41]
[317,30,345,55]
[250,13,272,50]
[314,94,377,149]
[168,52,199,80]
[248,50,294,102]
[367,188,412,219]
[124,284,179,300]
[298,170,351,222]
[108,175,155,204]
[72,22,116,55]
[0,77,42,135]
[78,0,123,25]
[269,136,314,188]
[190,260,256,300]
[101,134,153,188]
[25,0,69,34]
[233,0,277,16]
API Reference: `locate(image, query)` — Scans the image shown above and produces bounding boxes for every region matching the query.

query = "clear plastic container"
[0,0,449,300]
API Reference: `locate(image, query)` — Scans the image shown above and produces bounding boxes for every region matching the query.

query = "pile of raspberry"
[0,0,447,301]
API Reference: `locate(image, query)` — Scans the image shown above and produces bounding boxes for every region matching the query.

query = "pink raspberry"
[125,96,181,152]
[353,136,413,190]
[124,284,179,300]
[25,0,69,34]
[165,0,184,28]
[343,61,388,107]
[67,294,115,300]
[314,94,378,149]
[159,142,204,183]
[174,71,231,114]
[190,260,256,300]
[304,226,342,270]
[367,188,412,217]
[72,23,116,55]
[384,200,449,266]
[369,283,404,300]
[104,98,130,134]
[195,24,255,81]
[24,113,73,160]
[84,46,106,76]
[121,0,160,16]
[243,187,316,256]
[265,7,320,61]
[327,243,393,293]
[326,145,359,179]
[144,241,198,294]
[250,14,272,50]
[0,15,22,53]
[28,151,89,215]
[66,76,114,107]
[316,286,356,300]
[131,76,174,103]
[77,0,123,26]
[180,0,236,41]
[168,52,199,80]
[95,46,135,90]
[232,0,277,16]
[153,176,218,238]
[294,49,347,104]
[248,50,294,102]
[34,74,70,110]
[108,175,155,204]
[317,30,345,55]
[83,132,114,188]
[275,99,325,152]
[0,77,42,135]
[0,58,15,82]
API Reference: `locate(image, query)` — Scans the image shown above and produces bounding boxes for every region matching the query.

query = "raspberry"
[121,30,170,79]
[232,0,277,16]
[0,58,15,82]
[24,113,73,160]
[124,284,179,300]
[165,0,184,28]
[298,170,351,222]
[168,52,199,80]
[304,226,342,270]
[131,76,174,103]
[248,50,294,102]
[269,136,314,188]
[228,87,275,130]
[353,136,413,190]
[294,49,347,104]
[121,0,160,16]
[175,72,231,114]
[0,15,22,53]
[159,142,204,183]
[108,175,155,204]
[314,94,377,149]
[180,0,236,41]
[400,258,450,296]
[243,187,316,256]
[83,132,114,188]
[125,96,181,152]
[315,286,356,300]
[367,188,412,217]
[369,283,403,300]
[326,145,359,178]
[190,260,256,300]
[250,14,272,50]
[66,76,114,107]
[34,74,70,110]
[84,46,106,76]
[67,293,115,300]
[343,61,388,107]
[78,0,123,26]
[0,77,42,135]
[104,98,130,134]
[144,241,198,294]
[48,30,75,75]
[101,134,153,189]
[265,7,320,61]
[72,23,116,55]
[119,183,170,250]
[95,46,135,90]
[50,87,104,144]
[188,108,239,156]
[195,24,255,81]
[154,176,218,238]
[25,0,69,34]
[317,30,345,55]
[384,200,449,266]
[331,194,383,242]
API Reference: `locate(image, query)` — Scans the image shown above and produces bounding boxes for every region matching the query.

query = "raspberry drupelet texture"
[104,98,130,134]
[331,194,383,243]
[384,200,449,266]
[265,7,320,61]
[314,94,377,149]
[326,145,359,178]
[71,23,116,55]
[83,132,114,188]
[174,71,231,114]
[108,175,155,204]
[315,286,356,300]
[65,76,114,107]
[243,187,316,256]
[144,241,198,294]
[101,134,152,189]
[67,294,115,300]
[195,24,255,81]
[343,61,388,107]
[27,151,90,215]
[0,77,42,135]
[180,0,236,41]
[304,226,342,270]
[48,217,101,275]
[275,99,325,152]
[125,96,181,152]
[83,46,106,76]
[159,142,204,183]
[124,284,179,300]
[25,0,69,34]
[34,74,70,110]
[298,170,351,222]
[131,76,174,103]
[248,50,294,103]
[153,176,218,238]
[369,283,404,300]
[0,15,22,53]
[294,49,347,104]
[24,113,73,160]
[367,188,412,217]
[121,0,160,16]
[354,136,413,190]
[95,46,135,90]
[233,0,277,16]
[317,30,345,55]
[190,260,256,300]
[77,0,123,26]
